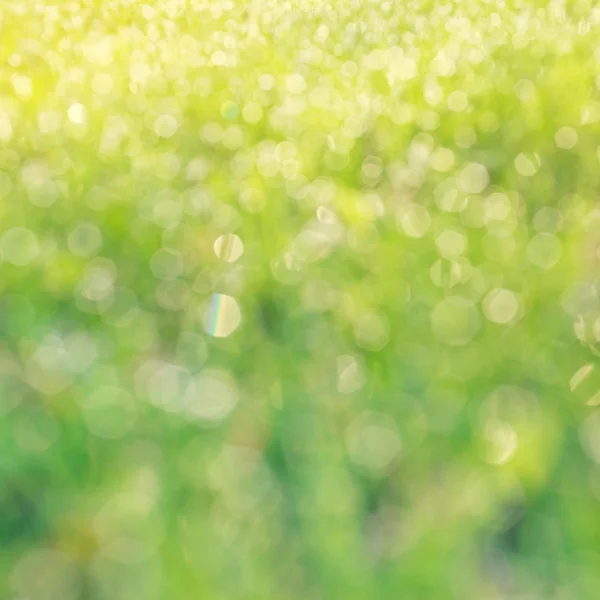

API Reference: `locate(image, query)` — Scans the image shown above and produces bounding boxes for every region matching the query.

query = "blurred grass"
[2,0,600,598]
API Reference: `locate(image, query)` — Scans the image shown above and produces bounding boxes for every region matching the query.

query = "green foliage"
[1,0,600,598]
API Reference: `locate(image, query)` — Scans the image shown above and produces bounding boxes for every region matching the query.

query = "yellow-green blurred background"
[2,0,600,598]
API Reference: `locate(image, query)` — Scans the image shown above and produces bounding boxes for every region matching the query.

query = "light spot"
[222,126,244,150]
[354,313,390,351]
[154,114,178,138]
[347,223,379,253]
[186,158,210,182]
[259,73,275,90]
[154,152,181,181]
[483,193,511,223]
[221,101,239,120]
[455,126,476,149]
[483,419,518,465]
[361,156,384,181]
[436,229,466,259]
[68,223,103,258]
[0,111,13,141]
[271,253,307,285]
[341,61,358,77]
[239,188,265,213]
[430,147,455,172]
[1,227,39,266]
[483,288,520,324]
[176,332,208,371]
[203,294,241,337]
[526,233,562,269]
[64,331,98,373]
[25,336,73,395]
[155,279,189,312]
[91,73,114,95]
[514,152,540,176]
[242,102,263,123]
[200,123,223,145]
[142,5,156,19]
[286,73,306,94]
[356,194,384,221]
[67,103,87,125]
[478,110,499,132]
[82,386,137,439]
[570,364,594,392]
[150,248,183,280]
[92,492,158,545]
[137,361,190,413]
[533,207,563,232]
[346,412,402,472]
[430,52,456,77]
[12,74,33,98]
[430,259,466,289]
[580,410,600,463]
[302,279,337,313]
[447,90,468,112]
[366,48,387,70]
[79,261,116,302]
[184,368,238,423]
[431,296,481,346]
[458,163,489,194]
[291,229,331,264]
[515,79,537,103]
[398,203,431,238]
[562,281,598,316]
[337,355,365,393]
[555,126,578,149]
[586,391,600,407]
[214,233,244,262]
